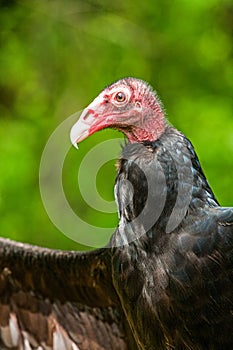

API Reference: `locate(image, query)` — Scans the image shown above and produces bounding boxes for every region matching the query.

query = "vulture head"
[70,77,166,145]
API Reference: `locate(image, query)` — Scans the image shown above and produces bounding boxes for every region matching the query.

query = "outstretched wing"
[0,238,135,350]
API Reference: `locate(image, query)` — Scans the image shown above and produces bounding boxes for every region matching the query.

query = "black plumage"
[111,127,233,349]
[1,78,232,349]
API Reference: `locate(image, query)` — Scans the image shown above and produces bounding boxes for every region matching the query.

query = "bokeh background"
[0,0,232,250]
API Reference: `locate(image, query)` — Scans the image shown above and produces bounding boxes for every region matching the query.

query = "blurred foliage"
[0,0,232,250]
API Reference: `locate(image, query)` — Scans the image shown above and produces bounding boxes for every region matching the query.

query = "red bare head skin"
[70,78,166,146]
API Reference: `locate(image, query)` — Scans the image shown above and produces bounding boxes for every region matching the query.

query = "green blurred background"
[0,0,232,250]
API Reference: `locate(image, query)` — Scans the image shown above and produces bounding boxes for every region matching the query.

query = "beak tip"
[70,124,80,150]
[73,142,79,150]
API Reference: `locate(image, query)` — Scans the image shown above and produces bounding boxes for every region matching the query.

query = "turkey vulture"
[1,78,233,350]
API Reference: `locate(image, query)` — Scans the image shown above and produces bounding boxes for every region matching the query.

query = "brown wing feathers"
[0,238,134,350]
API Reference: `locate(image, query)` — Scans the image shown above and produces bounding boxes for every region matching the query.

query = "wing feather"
[0,238,135,350]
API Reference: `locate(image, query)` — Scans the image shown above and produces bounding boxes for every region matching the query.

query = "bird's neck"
[122,112,166,143]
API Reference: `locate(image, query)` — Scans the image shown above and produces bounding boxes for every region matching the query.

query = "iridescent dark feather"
[112,127,233,349]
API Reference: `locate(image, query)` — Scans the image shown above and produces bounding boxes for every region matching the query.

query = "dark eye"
[115,92,126,103]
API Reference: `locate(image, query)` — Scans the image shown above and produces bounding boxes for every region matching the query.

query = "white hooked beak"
[70,96,104,149]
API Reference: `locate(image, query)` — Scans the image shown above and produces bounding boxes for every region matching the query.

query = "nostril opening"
[83,109,95,120]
